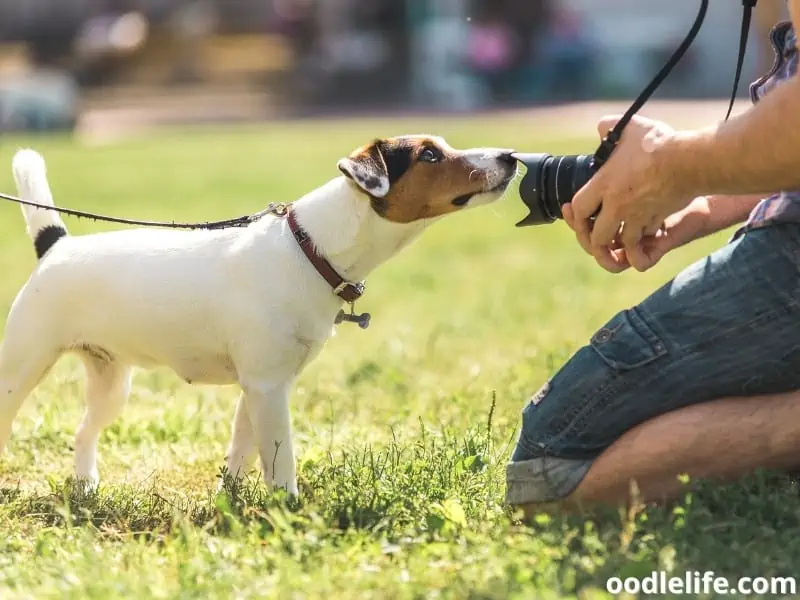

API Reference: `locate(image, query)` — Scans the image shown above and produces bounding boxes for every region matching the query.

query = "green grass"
[0,115,798,599]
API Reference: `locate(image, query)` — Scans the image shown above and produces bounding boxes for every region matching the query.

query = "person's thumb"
[597,115,623,139]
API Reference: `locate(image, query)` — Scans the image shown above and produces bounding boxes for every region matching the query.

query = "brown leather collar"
[286,205,365,303]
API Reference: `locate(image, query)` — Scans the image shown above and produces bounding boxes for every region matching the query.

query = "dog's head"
[336,135,517,223]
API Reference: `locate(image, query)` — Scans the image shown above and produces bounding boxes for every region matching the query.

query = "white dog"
[0,135,516,494]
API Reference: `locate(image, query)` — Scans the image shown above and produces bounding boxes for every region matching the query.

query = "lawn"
[0,114,797,599]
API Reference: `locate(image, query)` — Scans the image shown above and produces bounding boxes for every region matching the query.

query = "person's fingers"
[593,227,629,273]
[566,203,627,272]
[618,221,651,272]
[643,220,663,237]
[620,219,644,250]
[612,248,631,271]
[570,177,604,223]
[562,202,575,228]
[642,236,671,269]
[656,232,676,257]
[589,203,622,249]
[592,245,630,273]
[637,228,676,271]
[563,203,593,256]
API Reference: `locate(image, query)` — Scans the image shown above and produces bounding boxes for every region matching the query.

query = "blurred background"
[0,0,789,137]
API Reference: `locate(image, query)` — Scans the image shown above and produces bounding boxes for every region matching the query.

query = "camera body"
[512,153,597,227]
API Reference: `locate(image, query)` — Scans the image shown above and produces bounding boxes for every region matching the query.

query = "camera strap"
[726,0,758,121]
[593,0,758,168]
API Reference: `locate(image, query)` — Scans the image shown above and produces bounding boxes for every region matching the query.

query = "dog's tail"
[12,149,67,260]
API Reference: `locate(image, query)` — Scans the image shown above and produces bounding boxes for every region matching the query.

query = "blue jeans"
[506,222,800,505]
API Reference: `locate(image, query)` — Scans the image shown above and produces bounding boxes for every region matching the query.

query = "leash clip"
[267,202,289,216]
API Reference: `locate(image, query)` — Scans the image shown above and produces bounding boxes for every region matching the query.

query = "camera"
[511,153,598,227]
[508,0,753,228]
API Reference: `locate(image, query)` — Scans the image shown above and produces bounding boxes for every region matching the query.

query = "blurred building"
[0,0,789,132]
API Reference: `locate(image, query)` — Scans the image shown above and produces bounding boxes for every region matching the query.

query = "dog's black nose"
[498,151,516,165]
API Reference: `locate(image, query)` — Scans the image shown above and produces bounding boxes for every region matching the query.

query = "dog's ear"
[337,139,413,198]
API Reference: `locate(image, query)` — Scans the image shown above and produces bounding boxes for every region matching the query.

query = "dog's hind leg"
[74,354,132,489]
[0,339,60,455]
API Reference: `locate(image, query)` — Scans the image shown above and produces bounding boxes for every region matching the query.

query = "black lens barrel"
[512,153,596,227]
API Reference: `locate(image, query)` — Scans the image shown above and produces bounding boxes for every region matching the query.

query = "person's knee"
[506,307,674,506]
[510,343,623,463]
[505,346,612,506]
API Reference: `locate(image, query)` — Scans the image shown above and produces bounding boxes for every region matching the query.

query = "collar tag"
[283,204,372,329]
[335,303,371,329]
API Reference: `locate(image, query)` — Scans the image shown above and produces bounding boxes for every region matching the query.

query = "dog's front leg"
[242,380,298,495]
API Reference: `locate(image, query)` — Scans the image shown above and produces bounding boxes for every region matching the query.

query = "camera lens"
[513,153,597,227]
[541,154,595,217]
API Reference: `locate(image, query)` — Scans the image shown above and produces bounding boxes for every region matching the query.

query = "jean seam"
[546,338,693,457]
[516,379,606,460]
[548,299,800,456]
[740,225,800,309]
[569,346,699,451]
[549,308,786,454]
[547,306,798,455]
[771,227,800,300]
[674,301,798,354]
[532,309,669,457]
[626,305,663,350]
[544,378,623,457]
[591,308,669,371]
[515,421,545,458]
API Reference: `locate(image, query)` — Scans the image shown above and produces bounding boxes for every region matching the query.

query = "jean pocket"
[590,307,668,370]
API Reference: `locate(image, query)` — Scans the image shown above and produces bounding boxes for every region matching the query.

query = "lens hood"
[511,152,557,227]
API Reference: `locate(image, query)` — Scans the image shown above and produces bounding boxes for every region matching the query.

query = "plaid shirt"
[744,20,800,230]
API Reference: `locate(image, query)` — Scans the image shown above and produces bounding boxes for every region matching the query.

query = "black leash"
[0,189,271,229]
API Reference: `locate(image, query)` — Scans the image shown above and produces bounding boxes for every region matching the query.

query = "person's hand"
[563,196,710,273]
[565,114,696,271]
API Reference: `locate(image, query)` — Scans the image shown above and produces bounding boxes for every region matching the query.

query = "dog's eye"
[419,147,439,163]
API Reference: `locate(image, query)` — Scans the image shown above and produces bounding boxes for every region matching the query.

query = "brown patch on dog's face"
[337,135,517,223]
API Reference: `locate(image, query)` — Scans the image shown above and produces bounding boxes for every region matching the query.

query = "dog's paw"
[273,478,299,497]
[73,473,100,494]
